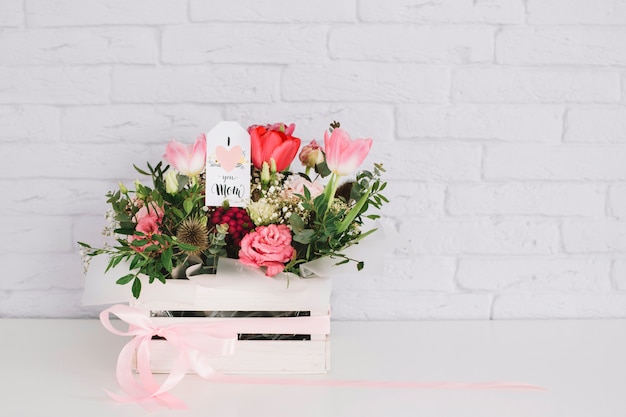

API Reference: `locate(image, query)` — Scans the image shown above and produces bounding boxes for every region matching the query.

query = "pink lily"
[163,134,207,178]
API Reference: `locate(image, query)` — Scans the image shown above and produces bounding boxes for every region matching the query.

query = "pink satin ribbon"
[100,304,331,409]
[100,304,543,410]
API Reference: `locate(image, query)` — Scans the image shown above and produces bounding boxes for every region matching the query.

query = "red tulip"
[249,123,301,172]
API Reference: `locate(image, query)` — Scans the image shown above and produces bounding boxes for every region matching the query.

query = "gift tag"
[205,121,250,207]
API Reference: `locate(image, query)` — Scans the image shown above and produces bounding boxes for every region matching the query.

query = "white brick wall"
[1,0,625,319]
[496,28,626,65]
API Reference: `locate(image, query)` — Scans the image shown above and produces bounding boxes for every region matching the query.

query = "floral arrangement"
[79,121,388,298]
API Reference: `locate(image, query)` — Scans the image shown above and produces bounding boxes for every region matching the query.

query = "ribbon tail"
[115,337,153,399]
[135,338,190,409]
[213,375,546,391]
[150,345,190,398]
[104,335,187,410]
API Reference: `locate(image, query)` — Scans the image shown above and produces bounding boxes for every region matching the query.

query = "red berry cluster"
[209,206,254,248]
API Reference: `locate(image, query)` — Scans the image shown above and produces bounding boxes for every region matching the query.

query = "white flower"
[247,200,278,226]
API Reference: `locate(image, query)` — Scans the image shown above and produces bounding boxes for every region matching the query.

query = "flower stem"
[323,172,340,216]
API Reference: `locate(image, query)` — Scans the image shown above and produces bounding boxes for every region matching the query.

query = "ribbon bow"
[100,305,542,410]
[100,304,239,409]
[100,304,331,409]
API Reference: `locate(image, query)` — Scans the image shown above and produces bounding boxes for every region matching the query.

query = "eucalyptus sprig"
[284,164,388,273]
[79,162,230,299]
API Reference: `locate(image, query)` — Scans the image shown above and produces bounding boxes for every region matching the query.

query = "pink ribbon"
[100,304,543,410]
[100,304,331,409]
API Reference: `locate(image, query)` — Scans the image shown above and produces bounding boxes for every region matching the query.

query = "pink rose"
[283,175,324,199]
[238,224,294,276]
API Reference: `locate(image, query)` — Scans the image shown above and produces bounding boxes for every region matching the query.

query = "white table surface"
[1,318,625,417]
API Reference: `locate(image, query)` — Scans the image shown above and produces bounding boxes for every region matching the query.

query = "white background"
[1,0,626,319]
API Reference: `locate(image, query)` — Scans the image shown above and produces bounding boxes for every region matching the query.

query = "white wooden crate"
[129,266,331,374]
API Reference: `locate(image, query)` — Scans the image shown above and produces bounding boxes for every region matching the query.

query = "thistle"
[176,217,209,254]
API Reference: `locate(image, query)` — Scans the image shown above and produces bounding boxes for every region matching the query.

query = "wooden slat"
[144,338,330,374]
[130,275,332,373]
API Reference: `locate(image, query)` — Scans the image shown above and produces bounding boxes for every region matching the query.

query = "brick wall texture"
[2,0,626,319]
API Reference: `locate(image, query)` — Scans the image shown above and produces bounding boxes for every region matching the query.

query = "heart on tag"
[215,145,242,173]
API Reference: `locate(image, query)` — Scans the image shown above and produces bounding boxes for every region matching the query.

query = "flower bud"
[261,161,271,186]
[164,169,179,194]
[299,139,324,168]
[118,182,128,194]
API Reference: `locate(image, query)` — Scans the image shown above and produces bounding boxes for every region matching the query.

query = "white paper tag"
[205,121,251,207]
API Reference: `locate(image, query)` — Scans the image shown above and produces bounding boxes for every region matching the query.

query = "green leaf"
[132,277,142,299]
[183,198,193,214]
[357,261,364,271]
[152,234,166,244]
[315,160,331,178]
[355,227,377,242]
[300,200,314,211]
[289,213,306,233]
[293,229,315,244]
[110,255,124,270]
[172,207,185,219]
[142,244,161,252]
[336,185,372,234]
[161,247,173,272]
[118,218,133,226]
[77,241,91,248]
[176,242,200,251]
[208,246,224,255]
[116,274,135,285]
[129,255,141,270]
[104,258,115,274]
[314,191,328,215]
[133,164,150,176]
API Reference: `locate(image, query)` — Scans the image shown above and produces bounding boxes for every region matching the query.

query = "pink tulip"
[323,128,372,176]
[163,134,207,177]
